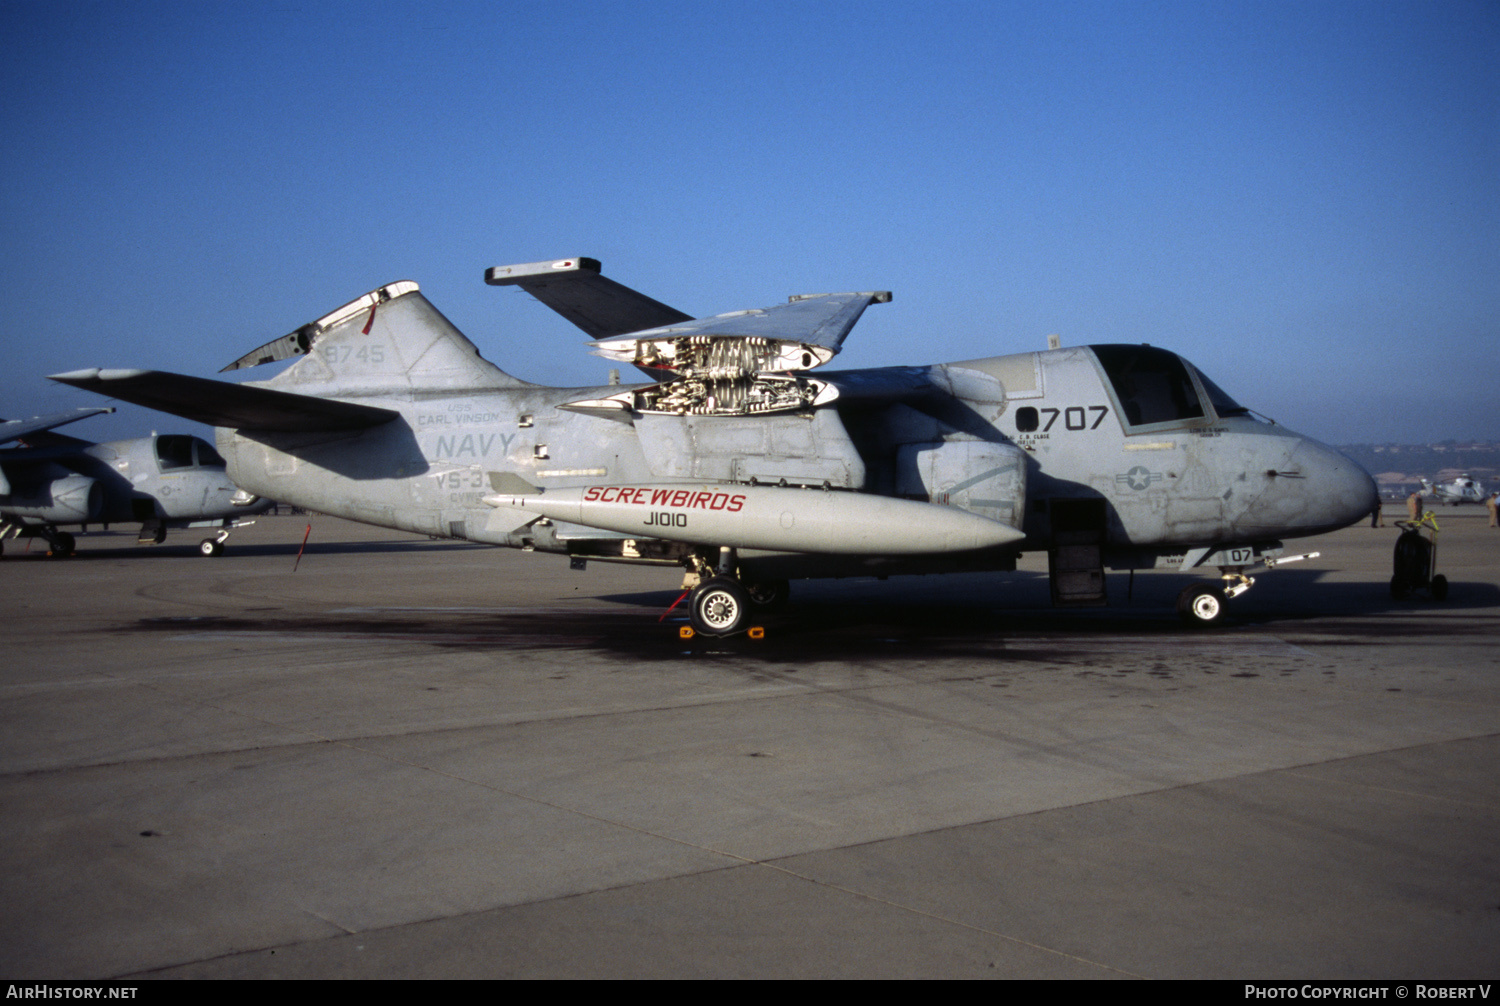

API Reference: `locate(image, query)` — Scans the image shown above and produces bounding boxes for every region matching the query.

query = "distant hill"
[1336,441,1498,489]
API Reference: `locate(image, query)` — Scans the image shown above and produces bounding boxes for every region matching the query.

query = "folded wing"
[484,257,692,339]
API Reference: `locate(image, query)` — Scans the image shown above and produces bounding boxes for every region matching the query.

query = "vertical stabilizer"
[225,282,527,395]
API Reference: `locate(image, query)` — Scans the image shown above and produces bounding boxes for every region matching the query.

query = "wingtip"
[49,368,151,384]
[48,368,101,382]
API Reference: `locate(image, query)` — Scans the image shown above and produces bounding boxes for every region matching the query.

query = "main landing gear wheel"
[48,531,76,558]
[689,577,751,636]
[199,538,225,557]
[1177,582,1226,625]
[744,578,790,610]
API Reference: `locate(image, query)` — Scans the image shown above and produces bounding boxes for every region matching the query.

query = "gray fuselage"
[219,342,1375,577]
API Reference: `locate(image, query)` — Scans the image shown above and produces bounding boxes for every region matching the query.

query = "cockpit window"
[1192,368,1251,418]
[155,435,196,471]
[1090,345,1205,427]
[196,441,227,467]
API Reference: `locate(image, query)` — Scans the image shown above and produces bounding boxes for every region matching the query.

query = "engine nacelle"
[1,473,102,523]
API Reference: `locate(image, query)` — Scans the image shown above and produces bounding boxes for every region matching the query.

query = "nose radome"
[1236,436,1378,537]
[1289,439,1379,533]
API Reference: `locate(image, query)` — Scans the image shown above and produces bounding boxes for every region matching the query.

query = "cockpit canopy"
[155,434,226,472]
[1088,344,1250,430]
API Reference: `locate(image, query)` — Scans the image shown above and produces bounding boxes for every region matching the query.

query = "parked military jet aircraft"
[1,406,270,557]
[1420,474,1486,505]
[52,257,1376,631]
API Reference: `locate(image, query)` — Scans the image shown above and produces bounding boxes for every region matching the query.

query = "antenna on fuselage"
[1047,334,1062,350]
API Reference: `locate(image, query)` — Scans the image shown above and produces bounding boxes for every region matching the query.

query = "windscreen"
[195,439,227,467]
[1191,368,1251,418]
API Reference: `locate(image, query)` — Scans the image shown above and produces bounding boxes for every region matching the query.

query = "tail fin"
[224,282,528,394]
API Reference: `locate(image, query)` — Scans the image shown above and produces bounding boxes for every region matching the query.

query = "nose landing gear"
[1177,571,1253,625]
[1177,581,1229,624]
[1175,549,1317,625]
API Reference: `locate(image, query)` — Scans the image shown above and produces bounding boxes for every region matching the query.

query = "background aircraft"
[53,257,1376,630]
[1,407,270,557]
[1420,474,1486,505]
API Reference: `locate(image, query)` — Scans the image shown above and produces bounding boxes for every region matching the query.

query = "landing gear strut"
[195,522,245,558]
[1172,548,1319,626]
[194,519,257,557]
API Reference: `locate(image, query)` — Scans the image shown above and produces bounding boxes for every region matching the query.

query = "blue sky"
[3,0,1495,446]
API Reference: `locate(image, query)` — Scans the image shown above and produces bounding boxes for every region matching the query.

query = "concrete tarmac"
[2,509,1497,979]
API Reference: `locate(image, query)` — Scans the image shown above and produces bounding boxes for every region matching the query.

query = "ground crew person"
[1370,497,1384,527]
[1488,491,1498,528]
[1407,491,1422,521]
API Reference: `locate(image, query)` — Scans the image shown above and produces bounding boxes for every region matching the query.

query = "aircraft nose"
[1236,436,1377,536]
[1284,439,1379,534]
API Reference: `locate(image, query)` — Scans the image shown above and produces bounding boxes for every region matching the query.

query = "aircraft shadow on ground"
[587,567,1500,656]
[126,569,1499,665]
[601,568,1500,623]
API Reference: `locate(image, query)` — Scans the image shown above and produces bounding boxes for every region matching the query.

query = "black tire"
[744,578,790,610]
[1177,583,1226,625]
[199,538,224,557]
[48,532,75,558]
[689,577,751,636]
[1431,574,1448,601]
[1390,575,1410,601]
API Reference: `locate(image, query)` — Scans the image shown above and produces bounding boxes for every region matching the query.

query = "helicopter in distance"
[1421,474,1487,505]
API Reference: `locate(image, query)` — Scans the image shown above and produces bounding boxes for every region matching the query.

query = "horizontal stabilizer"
[0,407,114,446]
[484,257,692,339]
[49,369,398,432]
